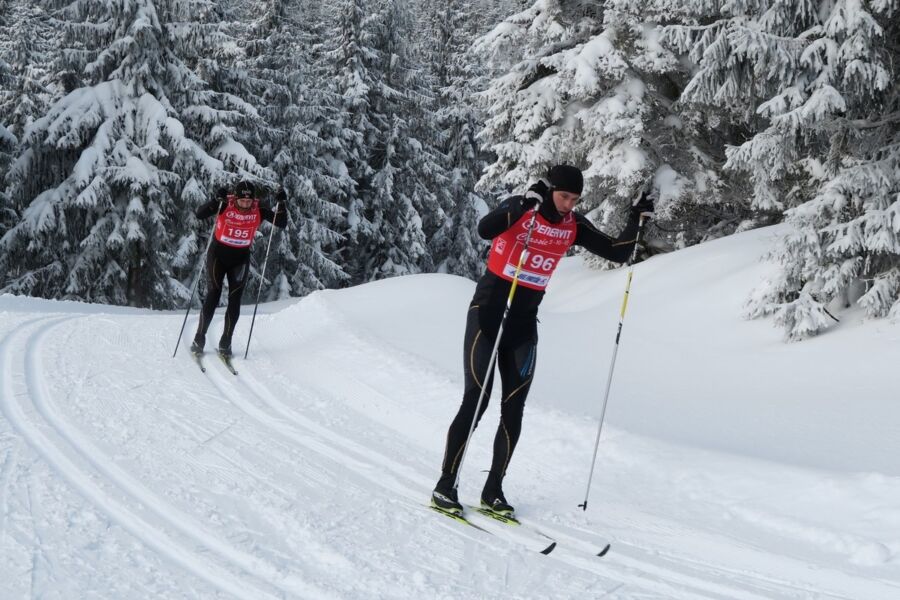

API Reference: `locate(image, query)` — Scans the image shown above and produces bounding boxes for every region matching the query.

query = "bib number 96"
[520,250,556,272]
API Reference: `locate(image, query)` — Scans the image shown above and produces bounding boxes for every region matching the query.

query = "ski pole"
[578,215,647,511]
[454,206,540,489]
[243,201,281,359]
[172,200,222,357]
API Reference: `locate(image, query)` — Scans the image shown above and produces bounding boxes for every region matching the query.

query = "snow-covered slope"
[1,226,898,599]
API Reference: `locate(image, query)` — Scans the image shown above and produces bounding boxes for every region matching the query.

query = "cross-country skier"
[191,180,287,358]
[431,164,653,517]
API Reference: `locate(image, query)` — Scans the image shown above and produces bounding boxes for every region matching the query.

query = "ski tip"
[540,542,557,555]
[597,543,611,557]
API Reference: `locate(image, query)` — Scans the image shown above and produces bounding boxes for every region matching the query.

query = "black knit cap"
[547,164,583,195]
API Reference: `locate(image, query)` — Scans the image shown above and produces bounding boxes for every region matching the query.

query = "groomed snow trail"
[1,228,898,599]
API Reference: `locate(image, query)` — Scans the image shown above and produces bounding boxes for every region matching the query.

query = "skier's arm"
[260,204,287,228]
[573,211,641,263]
[196,187,229,219]
[260,188,288,227]
[195,198,224,219]
[477,196,535,240]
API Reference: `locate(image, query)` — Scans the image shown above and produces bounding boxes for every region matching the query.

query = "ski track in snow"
[207,292,885,600]
[266,293,898,600]
[0,315,327,600]
[0,287,898,599]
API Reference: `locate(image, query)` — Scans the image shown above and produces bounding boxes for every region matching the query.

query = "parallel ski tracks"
[1,313,883,600]
[200,341,849,600]
[0,316,333,600]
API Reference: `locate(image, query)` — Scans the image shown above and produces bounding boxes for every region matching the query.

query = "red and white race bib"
[214,196,262,248]
[486,209,577,290]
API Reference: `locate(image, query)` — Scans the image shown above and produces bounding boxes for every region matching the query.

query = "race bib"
[214,197,262,248]
[486,209,577,291]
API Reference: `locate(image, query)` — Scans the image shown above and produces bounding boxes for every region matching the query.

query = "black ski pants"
[193,246,250,350]
[439,305,537,493]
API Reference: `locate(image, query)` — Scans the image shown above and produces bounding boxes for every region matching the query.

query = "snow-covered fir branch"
[0,0,897,341]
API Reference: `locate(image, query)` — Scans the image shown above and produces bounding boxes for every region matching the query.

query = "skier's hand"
[525,179,551,205]
[631,192,654,220]
[215,186,229,202]
[520,194,540,212]
[275,188,288,204]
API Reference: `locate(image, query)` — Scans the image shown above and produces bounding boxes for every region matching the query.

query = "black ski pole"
[172,199,222,358]
[243,201,282,360]
[578,215,647,511]
[454,206,541,489]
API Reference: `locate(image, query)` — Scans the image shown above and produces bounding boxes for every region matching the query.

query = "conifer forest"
[1,0,897,340]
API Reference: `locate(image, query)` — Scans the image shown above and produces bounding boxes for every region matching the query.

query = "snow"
[1,226,898,598]
[0,124,16,145]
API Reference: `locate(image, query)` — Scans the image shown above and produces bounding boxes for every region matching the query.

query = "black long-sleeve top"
[471,194,641,344]
[196,197,287,264]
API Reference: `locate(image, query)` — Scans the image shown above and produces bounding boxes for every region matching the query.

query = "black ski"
[191,351,206,373]
[218,352,238,375]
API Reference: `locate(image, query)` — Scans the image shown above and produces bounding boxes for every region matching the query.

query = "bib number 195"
[226,228,250,239]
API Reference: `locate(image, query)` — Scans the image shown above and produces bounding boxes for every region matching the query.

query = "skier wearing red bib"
[191,180,287,357]
[432,164,653,517]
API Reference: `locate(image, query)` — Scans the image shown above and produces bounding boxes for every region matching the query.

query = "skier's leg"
[482,335,537,510]
[193,251,225,350]
[219,259,249,353]
[437,306,495,492]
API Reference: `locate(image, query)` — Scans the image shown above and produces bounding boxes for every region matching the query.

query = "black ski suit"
[438,194,642,497]
[192,198,287,351]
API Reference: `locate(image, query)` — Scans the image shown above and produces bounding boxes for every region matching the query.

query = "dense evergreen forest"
[0,0,897,339]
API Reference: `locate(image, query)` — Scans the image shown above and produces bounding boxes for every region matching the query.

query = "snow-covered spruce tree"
[325,0,381,282]
[475,0,739,255]
[0,0,57,238]
[0,0,13,176]
[238,0,350,298]
[667,0,900,338]
[424,0,489,279]
[0,119,14,239]
[352,0,438,280]
[0,0,268,307]
[0,51,13,235]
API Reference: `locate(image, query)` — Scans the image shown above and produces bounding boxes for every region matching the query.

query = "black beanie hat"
[547,164,583,195]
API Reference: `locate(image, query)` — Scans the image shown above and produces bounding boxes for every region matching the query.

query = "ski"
[429,505,489,533]
[191,351,206,373]
[454,506,557,555]
[430,504,559,554]
[466,505,557,554]
[467,505,610,557]
[217,352,238,375]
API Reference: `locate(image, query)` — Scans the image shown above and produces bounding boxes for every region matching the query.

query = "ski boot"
[190,339,204,355]
[481,477,515,518]
[431,480,463,516]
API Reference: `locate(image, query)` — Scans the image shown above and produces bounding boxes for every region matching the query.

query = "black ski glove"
[276,188,288,204]
[215,186,229,202]
[525,179,551,206]
[631,192,654,219]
